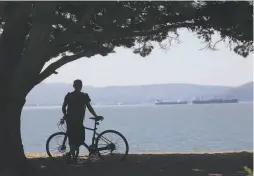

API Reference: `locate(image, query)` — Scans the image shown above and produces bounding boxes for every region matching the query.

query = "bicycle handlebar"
[57,120,66,132]
[89,116,104,121]
[58,115,104,127]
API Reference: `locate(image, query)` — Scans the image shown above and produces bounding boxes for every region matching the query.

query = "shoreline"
[25,150,253,158]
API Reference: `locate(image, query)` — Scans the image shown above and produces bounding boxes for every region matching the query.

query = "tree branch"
[37,22,195,85]
[38,22,195,85]
[54,22,195,46]
[123,23,194,38]
[199,37,226,51]
[212,37,225,48]
[36,51,88,85]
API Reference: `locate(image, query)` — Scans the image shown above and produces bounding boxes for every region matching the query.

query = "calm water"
[21,103,253,153]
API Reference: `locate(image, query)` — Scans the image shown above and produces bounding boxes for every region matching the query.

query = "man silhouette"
[62,79,100,160]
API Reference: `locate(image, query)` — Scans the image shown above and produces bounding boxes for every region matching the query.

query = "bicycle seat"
[89,116,103,121]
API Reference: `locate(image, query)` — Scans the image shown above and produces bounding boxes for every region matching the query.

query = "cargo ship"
[192,98,238,104]
[155,100,188,105]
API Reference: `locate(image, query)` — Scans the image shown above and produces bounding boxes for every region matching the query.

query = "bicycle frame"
[83,121,99,150]
[59,119,113,153]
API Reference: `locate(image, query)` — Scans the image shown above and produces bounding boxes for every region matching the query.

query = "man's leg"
[66,121,76,160]
[71,123,83,158]
[70,144,76,158]
[70,132,79,159]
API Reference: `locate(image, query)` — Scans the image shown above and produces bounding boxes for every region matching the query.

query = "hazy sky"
[44,29,253,87]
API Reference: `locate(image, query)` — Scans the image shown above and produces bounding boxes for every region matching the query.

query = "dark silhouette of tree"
[0,1,252,175]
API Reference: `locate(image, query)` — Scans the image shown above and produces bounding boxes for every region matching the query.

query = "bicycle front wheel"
[95,130,129,161]
[46,132,79,159]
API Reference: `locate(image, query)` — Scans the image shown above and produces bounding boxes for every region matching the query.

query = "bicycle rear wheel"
[95,130,129,161]
[46,132,79,159]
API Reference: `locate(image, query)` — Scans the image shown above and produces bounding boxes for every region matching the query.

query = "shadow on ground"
[28,152,253,176]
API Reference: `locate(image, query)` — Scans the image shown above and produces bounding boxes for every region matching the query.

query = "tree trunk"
[0,95,29,176]
[0,4,31,175]
[0,3,56,175]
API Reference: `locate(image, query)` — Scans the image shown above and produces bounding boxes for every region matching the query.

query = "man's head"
[73,79,82,92]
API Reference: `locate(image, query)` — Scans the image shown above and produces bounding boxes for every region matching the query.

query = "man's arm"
[87,103,97,117]
[85,93,97,117]
[62,93,69,118]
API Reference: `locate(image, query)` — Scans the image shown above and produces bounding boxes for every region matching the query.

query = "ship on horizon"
[192,98,239,104]
[155,99,188,105]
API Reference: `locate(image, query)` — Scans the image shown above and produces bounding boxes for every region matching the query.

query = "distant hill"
[222,82,253,102]
[25,83,234,106]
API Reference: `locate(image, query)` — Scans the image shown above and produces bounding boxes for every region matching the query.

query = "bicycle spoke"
[96,130,128,161]
[47,133,70,157]
[99,136,111,144]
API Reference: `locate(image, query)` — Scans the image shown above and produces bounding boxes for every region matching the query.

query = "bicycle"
[46,116,129,161]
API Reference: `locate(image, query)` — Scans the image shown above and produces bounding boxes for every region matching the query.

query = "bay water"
[21,103,253,153]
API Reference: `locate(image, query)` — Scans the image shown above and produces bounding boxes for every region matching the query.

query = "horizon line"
[41,81,253,88]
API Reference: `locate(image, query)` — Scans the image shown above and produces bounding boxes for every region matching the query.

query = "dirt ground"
[26,151,253,176]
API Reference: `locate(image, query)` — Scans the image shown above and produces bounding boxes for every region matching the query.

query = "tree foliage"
[0,1,252,87]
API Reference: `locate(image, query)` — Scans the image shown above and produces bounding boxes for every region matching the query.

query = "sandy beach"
[25,151,253,176]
